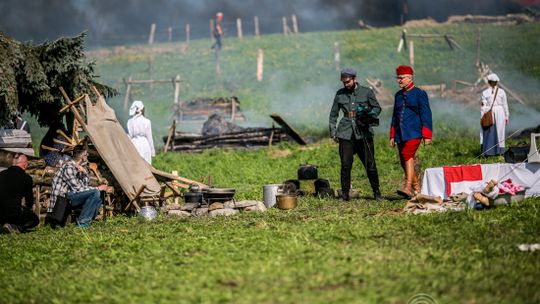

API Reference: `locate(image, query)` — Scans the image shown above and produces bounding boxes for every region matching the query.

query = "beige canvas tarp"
[84,95,160,200]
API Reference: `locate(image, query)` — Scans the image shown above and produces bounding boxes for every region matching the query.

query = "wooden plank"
[269,113,306,145]
[150,166,208,188]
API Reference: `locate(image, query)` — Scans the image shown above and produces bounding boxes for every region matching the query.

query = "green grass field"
[5,23,540,303]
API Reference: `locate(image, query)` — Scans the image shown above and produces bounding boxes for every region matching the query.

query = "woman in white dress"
[127,100,155,164]
[480,73,509,156]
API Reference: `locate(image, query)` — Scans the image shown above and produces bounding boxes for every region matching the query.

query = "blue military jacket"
[390,85,433,144]
[329,84,381,140]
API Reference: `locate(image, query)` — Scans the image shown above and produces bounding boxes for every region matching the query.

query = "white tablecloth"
[421,163,540,199]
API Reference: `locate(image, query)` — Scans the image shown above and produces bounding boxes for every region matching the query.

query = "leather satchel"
[45,196,72,228]
[481,87,499,128]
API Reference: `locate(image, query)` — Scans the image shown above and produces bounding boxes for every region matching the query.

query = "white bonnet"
[487,73,500,82]
[129,100,144,116]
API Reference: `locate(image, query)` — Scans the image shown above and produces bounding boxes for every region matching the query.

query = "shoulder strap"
[488,87,499,111]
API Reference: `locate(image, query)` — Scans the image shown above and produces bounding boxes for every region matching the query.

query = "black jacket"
[0,166,34,221]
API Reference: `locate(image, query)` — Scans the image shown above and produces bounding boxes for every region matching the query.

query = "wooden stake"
[409,40,414,67]
[185,24,190,44]
[125,184,146,211]
[237,18,243,39]
[173,75,181,105]
[282,17,289,36]
[148,23,156,45]
[164,120,176,153]
[254,16,260,37]
[475,28,481,67]
[210,19,214,39]
[123,76,132,110]
[168,27,172,43]
[334,42,340,71]
[291,14,299,34]
[257,48,264,82]
[231,97,237,122]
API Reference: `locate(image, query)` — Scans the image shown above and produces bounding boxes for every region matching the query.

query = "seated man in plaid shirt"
[48,145,107,228]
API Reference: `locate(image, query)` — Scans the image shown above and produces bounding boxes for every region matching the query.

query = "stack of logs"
[165,127,288,152]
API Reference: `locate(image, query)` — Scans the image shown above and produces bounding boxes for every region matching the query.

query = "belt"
[346,111,356,118]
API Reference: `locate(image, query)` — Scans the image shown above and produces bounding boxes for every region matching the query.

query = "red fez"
[396,65,414,76]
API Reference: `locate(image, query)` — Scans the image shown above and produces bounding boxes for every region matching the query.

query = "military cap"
[340,67,357,77]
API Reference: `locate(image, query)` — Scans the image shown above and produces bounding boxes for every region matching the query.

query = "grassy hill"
[89,22,540,145]
[3,23,539,303]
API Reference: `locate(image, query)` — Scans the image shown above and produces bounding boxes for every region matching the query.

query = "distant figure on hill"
[480,73,509,156]
[0,153,38,234]
[127,100,155,165]
[211,12,224,51]
[389,65,432,199]
[329,67,382,201]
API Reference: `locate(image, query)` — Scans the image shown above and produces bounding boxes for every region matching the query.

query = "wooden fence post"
[409,41,414,67]
[168,27,172,43]
[185,24,190,44]
[148,23,156,45]
[210,19,214,39]
[292,14,299,34]
[173,75,181,105]
[254,16,260,37]
[123,76,132,110]
[257,48,264,82]
[237,18,243,39]
[282,17,289,36]
[475,28,481,67]
[334,42,340,71]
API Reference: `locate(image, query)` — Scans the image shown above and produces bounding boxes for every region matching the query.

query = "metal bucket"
[263,184,282,208]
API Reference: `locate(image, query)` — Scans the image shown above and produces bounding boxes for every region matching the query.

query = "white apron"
[127,114,155,164]
[479,86,509,148]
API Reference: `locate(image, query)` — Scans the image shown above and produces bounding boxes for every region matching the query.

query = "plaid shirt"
[48,160,94,212]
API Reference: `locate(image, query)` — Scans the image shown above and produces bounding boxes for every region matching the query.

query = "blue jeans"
[66,189,101,226]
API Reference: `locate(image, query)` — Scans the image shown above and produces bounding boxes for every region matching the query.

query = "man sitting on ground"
[48,145,107,228]
[0,153,39,233]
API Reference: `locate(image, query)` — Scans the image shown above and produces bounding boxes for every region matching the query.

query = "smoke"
[0,0,525,47]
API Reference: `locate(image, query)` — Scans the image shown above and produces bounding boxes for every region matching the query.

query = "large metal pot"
[276,194,298,210]
[263,184,283,208]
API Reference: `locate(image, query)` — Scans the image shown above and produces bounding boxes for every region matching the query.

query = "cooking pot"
[263,184,283,208]
[184,192,203,204]
[202,187,236,203]
[276,194,298,210]
[297,164,318,180]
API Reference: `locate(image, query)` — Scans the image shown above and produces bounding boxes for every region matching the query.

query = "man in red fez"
[390,65,433,198]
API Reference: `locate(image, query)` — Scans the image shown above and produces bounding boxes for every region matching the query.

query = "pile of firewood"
[165,128,288,152]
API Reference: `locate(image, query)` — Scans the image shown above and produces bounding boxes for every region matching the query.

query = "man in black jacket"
[0,153,38,233]
[329,67,382,201]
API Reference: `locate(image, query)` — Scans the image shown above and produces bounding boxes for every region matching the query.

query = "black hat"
[340,67,357,77]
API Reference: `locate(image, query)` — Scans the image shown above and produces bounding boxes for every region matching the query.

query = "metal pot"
[183,192,203,204]
[202,187,236,203]
[297,164,318,180]
[263,184,283,208]
[276,194,298,210]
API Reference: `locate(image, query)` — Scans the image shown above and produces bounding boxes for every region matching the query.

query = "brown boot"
[397,158,415,199]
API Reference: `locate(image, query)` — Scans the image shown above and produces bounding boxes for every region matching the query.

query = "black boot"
[340,189,350,201]
[373,189,382,201]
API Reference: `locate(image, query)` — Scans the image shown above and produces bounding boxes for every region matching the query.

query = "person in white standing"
[480,73,509,156]
[127,100,155,164]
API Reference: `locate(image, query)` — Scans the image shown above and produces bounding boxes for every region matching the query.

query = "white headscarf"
[129,100,144,116]
[487,73,500,82]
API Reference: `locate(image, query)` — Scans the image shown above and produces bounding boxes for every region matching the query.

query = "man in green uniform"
[329,67,382,201]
